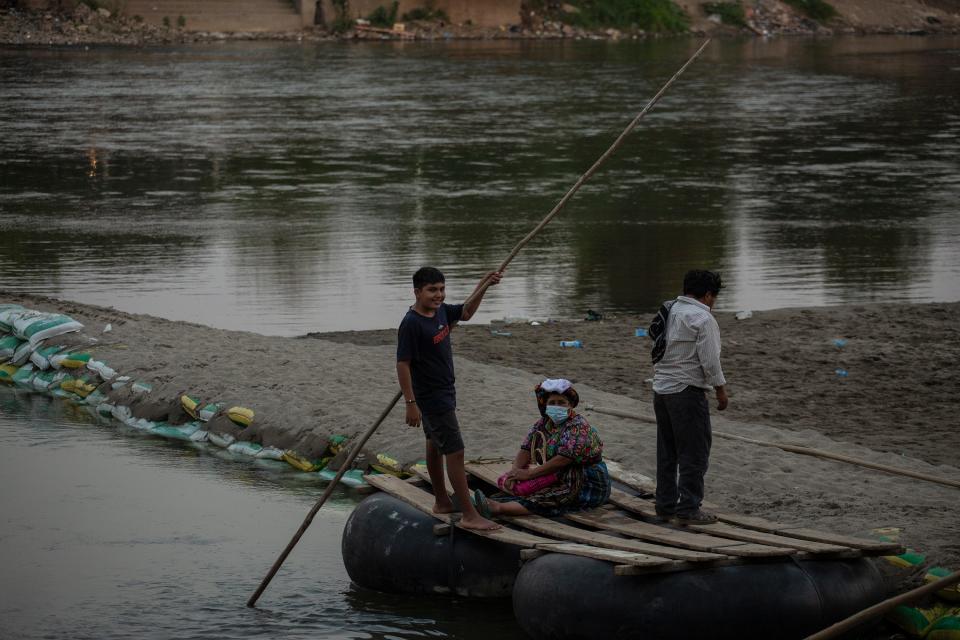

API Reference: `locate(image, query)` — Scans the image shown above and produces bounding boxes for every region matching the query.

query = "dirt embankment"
[2,0,959,46]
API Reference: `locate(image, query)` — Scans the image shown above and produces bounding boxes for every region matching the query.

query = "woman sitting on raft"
[476,378,611,517]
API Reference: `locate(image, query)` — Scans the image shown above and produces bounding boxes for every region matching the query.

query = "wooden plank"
[467,461,793,558]
[606,467,899,553]
[365,474,690,569]
[364,474,546,547]
[608,490,851,555]
[505,514,728,563]
[441,462,722,563]
[465,461,512,487]
[568,510,796,558]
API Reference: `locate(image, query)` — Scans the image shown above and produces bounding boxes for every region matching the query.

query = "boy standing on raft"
[653,269,728,525]
[397,266,502,531]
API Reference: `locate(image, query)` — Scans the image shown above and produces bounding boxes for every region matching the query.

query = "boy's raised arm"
[461,271,502,321]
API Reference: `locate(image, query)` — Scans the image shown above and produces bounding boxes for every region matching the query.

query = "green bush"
[782,0,838,21]
[330,0,353,32]
[561,0,690,32]
[367,1,398,27]
[401,6,450,22]
[701,1,745,27]
[176,14,186,28]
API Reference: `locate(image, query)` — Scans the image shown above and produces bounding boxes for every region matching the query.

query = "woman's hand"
[509,468,533,481]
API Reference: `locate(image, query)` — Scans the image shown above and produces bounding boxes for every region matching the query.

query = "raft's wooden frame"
[363,461,902,576]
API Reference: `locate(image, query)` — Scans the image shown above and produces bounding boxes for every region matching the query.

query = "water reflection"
[0,37,958,333]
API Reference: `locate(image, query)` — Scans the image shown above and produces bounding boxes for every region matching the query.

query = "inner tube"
[512,553,887,640]
[342,492,521,598]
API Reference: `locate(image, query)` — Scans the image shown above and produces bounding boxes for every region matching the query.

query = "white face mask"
[545,405,570,425]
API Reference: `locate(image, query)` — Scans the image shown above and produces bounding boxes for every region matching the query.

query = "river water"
[0,387,524,639]
[2,37,959,334]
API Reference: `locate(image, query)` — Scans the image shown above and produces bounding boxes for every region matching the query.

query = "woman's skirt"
[500,461,611,517]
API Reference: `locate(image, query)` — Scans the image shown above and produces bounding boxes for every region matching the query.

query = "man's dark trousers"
[653,386,712,515]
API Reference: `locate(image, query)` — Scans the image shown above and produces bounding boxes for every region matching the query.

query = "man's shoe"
[654,509,676,523]
[675,509,718,525]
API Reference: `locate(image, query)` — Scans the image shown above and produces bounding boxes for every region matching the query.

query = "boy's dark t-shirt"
[397,303,464,415]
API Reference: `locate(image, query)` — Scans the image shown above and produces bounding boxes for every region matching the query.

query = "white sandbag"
[13,311,84,347]
[111,376,132,390]
[10,341,34,366]
[207,432,236,449]
[189,429,209,443]
[256,446,286,461]
[33,370,67,392]
[12,363,36,388]
[227,441,263,457]
[86,360,117,381]
[111,405,134,424]
[30,344,65,370]
[0,306,25,333]
[96,402,115,417]
[0,335,21,362]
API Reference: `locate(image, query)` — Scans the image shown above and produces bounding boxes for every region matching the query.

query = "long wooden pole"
[247,40,712,607]
[804,571,960,640]
[586,404,960,490]
[497,38,711,272]
[247,389,402,607]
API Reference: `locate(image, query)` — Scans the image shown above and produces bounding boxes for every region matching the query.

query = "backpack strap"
[648,300,676,365]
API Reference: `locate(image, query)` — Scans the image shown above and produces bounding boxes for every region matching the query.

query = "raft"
[341,461,901,639]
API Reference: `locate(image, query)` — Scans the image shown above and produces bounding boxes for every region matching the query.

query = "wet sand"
[3,291,959,567]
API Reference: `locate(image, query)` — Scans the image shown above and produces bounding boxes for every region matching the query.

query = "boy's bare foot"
[459,514,501,531]
[432,499,457,515]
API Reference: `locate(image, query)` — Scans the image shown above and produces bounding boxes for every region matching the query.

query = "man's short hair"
[683,270,723,298]
[413,266,445,289]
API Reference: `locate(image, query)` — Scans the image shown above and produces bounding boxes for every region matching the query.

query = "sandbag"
[0,364,19,383]
[888,604,952,637]
[227,406,254,427]
[12,363,36,388]
[927,568,960,603]
[208,432,236,449]
[150,422,201,442]
[86,360,117,381]
[929,612,960,640]
[181,394,201,419]
[50,352,91,369]
[32,370,67,392]
[282,451,327,472]
[30,344,65,370]
[0,306,25,333]
[13,311,83,347]
[10,341,34,366]
[227,441,263,457]
[256,446,285,461]
[318,468,367,487]
[370,453,406,477]
[0,335,22,361]
[198,402,221,422]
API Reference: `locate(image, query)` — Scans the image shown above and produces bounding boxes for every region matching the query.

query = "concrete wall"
[317,0,521,27]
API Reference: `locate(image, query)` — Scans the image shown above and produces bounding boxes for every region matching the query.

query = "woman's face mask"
[545,405,570,425]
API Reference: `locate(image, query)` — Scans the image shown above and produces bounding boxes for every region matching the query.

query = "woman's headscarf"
[534,378,580,416]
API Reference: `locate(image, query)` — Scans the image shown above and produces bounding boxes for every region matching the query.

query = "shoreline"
[2,3,959,48]
[1,291,958,567]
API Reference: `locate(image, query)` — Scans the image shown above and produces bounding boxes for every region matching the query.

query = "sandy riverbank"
[3,291,959,568]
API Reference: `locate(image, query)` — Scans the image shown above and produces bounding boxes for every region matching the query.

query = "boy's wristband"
[405,399,417,404]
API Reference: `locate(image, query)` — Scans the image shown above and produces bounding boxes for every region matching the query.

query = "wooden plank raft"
[605,462,901,555]
[410,464,727,563]
[363,473,679,570]
[464,462,797,558]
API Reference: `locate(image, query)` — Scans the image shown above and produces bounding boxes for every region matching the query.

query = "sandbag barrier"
[0,303,411,489]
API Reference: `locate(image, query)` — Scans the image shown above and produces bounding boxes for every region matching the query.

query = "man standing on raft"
[653,269,728,525]
[397,266,502,531]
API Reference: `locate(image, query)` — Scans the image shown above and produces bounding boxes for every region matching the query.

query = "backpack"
[648,300,676,365]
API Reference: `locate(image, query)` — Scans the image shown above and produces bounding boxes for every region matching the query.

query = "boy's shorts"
[421,409,465,455]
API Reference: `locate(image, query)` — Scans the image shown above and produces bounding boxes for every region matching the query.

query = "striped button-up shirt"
[653,296,726,395]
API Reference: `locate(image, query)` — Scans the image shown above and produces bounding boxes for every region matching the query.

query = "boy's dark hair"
[413,266,445,290]
[683,270,723,299]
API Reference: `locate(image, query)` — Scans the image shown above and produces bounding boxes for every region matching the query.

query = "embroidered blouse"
[520,413,603,465]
